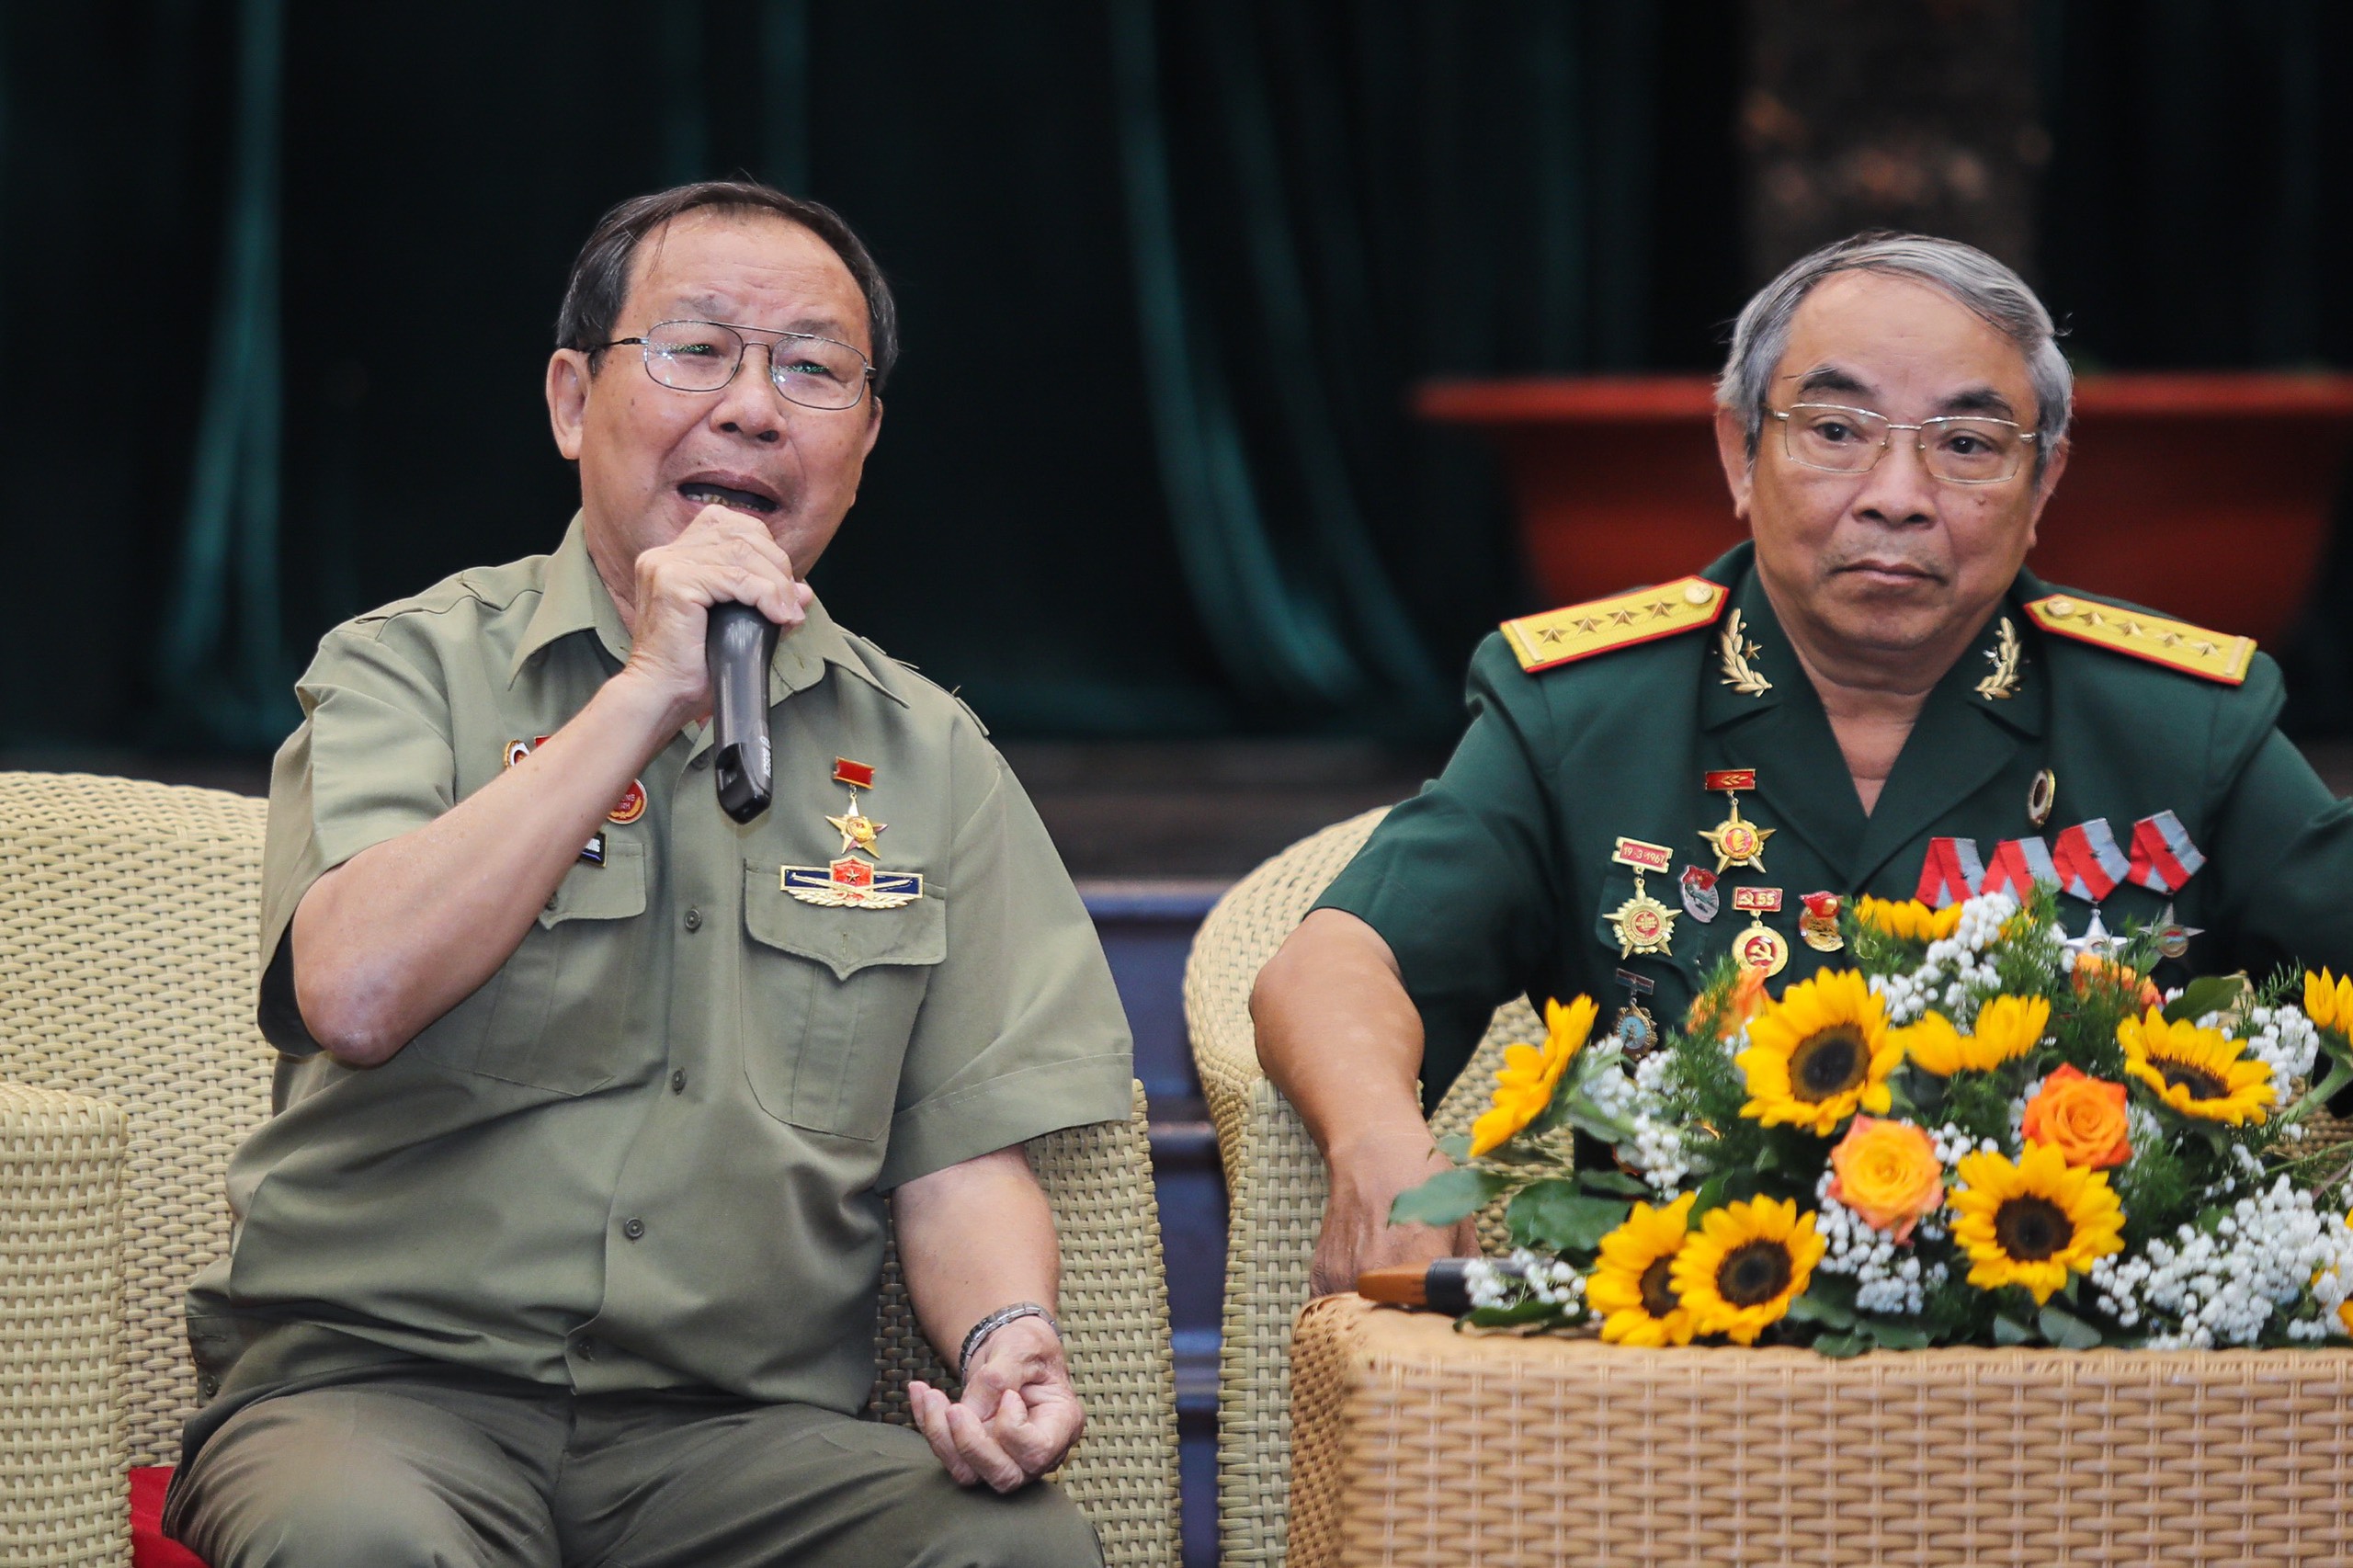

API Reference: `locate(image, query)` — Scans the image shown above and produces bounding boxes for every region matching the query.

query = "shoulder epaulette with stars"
[2024,594,2256,686]
[1500,577,1729,674]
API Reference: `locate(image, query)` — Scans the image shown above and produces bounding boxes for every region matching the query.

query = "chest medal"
[1730,886,1790,978]
[1606,837,1679,959]
[1611,968,1659,1058]
[1697,768,1774,874]
[1799,892,1845,953]
[1679,864,1721,924]
[783,757,925,909]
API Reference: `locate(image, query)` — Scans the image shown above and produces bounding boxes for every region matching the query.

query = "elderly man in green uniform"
[164,182,1132,1567]
[1256,231,2353,1296]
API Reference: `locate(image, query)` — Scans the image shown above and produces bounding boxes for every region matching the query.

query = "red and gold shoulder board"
[2024,595,2256,686]
[1500,577,1728,674]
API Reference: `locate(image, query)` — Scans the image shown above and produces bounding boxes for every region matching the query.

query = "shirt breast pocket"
[740,862,947,1142]
[414,837,651,1096]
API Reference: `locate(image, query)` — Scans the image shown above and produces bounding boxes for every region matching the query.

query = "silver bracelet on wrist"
[957,1301,1059,1376]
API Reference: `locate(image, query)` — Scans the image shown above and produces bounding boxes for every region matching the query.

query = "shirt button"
[545,893,559,913]
[684,907,703,932]
[670,1070,687,1093]
[622,1217,646,1241]
[576,1337,599,1360]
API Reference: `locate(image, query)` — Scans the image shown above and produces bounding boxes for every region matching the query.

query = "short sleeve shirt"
[186,517,1134,1423]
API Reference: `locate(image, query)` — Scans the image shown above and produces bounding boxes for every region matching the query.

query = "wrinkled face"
[548,208,881,585]
[1715,270,2063,670]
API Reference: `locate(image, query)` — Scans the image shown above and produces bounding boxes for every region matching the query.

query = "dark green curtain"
[6,2,2349,759]
[1107,1,1733,729]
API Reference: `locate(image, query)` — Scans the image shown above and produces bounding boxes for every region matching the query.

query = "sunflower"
[1855,895,1964,944]
[1587,1192,1700,1346]
[1669,1195,1825,1345]
[1949,1142,2124,1303]
[2307,970,2353,1038]
[1896,993,2047,1077]
[1734,970,1904,1136]
[1468,994,1598,1156]
[2117,1006,2276,1127]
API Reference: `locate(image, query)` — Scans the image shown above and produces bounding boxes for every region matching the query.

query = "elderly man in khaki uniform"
[165,181,1131,1568]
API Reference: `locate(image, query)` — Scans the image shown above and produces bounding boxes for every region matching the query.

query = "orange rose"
[2021,1063,2131,1169]
[2072,952,2162,1011]
[1691,964,1770,1041]
[1826,1116,1945,1244]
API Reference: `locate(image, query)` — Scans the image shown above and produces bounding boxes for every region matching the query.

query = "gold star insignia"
[1574,616,1601,633]
[1536,626,1565,644]
[1648,599,1676,619]
[826,796,887,858]
[1609,608,1637,625]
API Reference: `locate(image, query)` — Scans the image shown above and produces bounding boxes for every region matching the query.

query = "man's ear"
[547,350,592,460]
[1713,404,1755,521]
[2021,436,2070,553]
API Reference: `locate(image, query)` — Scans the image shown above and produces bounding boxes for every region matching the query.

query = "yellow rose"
[2020,1063,2131,1169]
[1826,1116,1945,1243]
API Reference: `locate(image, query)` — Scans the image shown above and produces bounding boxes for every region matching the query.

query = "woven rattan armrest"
[0,1080,130,1566]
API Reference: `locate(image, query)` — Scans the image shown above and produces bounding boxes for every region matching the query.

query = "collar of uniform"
[1697,544,1790,731]
[506,515,905,710]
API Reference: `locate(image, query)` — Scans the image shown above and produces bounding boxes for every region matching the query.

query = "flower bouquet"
[1392,887,2353,1355]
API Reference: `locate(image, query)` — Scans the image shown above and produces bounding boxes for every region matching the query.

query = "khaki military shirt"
[187,517,1133,1433]
[1320,542,2353,1104]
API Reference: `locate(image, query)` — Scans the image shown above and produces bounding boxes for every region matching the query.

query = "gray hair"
[1716,233,2072,480]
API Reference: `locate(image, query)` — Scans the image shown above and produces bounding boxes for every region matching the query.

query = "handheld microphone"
[707,602,780,822]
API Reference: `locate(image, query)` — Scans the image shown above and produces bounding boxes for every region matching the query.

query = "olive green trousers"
[166,1365,1102,1568]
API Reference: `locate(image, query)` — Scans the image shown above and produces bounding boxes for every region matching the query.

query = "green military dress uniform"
[1318,542,2353,1106]
[169,517,1131,1567]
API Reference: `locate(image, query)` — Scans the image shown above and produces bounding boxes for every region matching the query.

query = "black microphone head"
[706,603,781,821]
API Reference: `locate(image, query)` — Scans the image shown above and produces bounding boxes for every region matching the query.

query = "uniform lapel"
[1851,597,2046,890]
[1701,569,1868,887]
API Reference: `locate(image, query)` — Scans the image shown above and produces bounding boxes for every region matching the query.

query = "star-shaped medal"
[2154,903,2204,962]
[826,794,886,858]
[1699,803,1775,875]
[2062,909,2122,964]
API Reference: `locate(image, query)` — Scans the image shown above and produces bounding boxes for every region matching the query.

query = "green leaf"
[1433,1132,1471,1163]
[2164,974,2245,1025]
[1785,1288,1858,1331]
[1992,1312,2035,1346]
[1463,1299,1560,1329]
[1576,1169,1654,1199]
[1811,1333,1869,1359]
[1859,1318,1932,1351]
[1562,1100,1637,1145]
[1390,1167,1512,1228]
[1506,1180,1631,1254]
[2037,1303,2102,1348]
[1689,1173,1730,1218]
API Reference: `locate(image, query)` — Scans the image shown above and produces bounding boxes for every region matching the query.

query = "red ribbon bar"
[834,757,877,790]
[2049,818,2129,903]
[1979,836,2057,900]
[2126,811,2205,895]
[1703,769,1757,792]
[1914,837,1985,909]
[1731,886,1784,913]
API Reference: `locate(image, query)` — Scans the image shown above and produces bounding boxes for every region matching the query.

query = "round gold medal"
[1735,919,1790,978]
[1607,890,1678,959]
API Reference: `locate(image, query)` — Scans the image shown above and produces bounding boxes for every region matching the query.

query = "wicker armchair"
[1183,808,1535,1568]
[0,771,1179,1568]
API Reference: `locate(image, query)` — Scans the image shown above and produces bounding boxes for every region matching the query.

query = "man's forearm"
[891,1147,1061,1367]
[1253,908,1431,1161]
[291,669,688,1064]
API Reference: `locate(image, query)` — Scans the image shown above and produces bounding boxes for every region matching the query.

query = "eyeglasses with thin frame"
[1769,401,2039,485]
[598,319,875,412]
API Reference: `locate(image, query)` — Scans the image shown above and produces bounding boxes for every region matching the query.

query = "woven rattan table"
[1286,1293,2353,1567]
